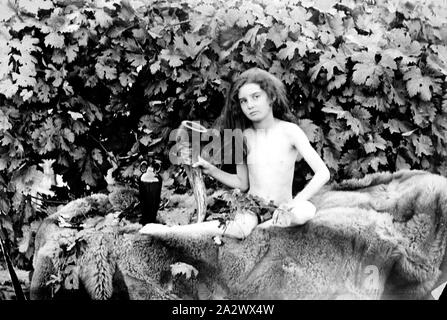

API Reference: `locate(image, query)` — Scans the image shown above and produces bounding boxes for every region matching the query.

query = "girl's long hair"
[218,67,297,131]
[212,68,297,166]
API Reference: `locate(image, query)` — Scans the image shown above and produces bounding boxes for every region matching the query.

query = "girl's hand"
[192,155,216,175]
[271,204,293,227]
[271,200,316,227]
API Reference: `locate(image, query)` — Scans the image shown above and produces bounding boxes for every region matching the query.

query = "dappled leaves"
[0,0,445,189]
[0,0,446,267]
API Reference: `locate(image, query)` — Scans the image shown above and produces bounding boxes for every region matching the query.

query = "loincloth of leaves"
[207,189,278,227]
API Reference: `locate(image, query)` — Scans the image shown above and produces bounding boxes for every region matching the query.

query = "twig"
[0,228,26,301]
[30,195,69,205]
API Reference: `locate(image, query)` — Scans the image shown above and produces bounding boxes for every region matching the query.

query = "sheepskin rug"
[30,170,447,300]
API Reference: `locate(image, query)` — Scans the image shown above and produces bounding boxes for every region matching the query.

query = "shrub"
[0,0,446,265]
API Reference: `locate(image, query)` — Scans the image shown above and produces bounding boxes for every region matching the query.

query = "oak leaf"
[9,35,39,54]
[0,0,15,21]
[176,69,192,83]
[174,33,211,58]
[0,44,11,79]
[125,53,147,68]
[150,61,161,74]
[352,63,381,88]
[327,74,347,91]
[266,24,288,48]
[323,147,339,170]
[0,78,18,98]
[18,0,53,15]
[44,32,65,48]
[13,63,37,87]
[366,153,388,171]
[119,72,133,87]
[160,49,183,67]
[363,133,387,154]
[432,115,447,142]
[20,89,33,101]
[66,45,79,63]
[388,28,421,57]
[321,98,345,118]
[81,157,97,186]
[396,155,411,170]
[278,41,307,60]
[298,119,320,143]
[96,0,121,10]
[92,149,103,165]
[94,9,113,28]
[95,62,117,80]
[319,26,335,45]
[403,67,435,101]
[344,112,363,135]
[310,50,346,82]
[410,134,433,157]
[383,119,411,134]
[0,109,12,131]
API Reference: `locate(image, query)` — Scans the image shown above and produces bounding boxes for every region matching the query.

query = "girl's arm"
[192,156,249,192]
[289,125,330,202]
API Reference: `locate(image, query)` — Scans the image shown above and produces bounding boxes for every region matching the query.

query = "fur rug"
[30,170,447,300]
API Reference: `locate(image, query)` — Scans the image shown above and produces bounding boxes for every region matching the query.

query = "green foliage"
[0,0,446,266]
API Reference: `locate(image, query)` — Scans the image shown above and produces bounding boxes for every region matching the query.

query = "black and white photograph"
[0,0,447,310]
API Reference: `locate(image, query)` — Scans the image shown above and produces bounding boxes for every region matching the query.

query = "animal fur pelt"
[30,170,447,300]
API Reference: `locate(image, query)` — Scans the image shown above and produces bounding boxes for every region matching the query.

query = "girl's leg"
[139,220,222,239]
[139,210,258,240]
[223,210,258,239]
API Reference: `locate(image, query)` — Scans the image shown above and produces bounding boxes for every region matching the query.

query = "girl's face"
[238,83,273,123]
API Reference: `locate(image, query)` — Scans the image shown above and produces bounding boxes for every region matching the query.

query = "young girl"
[139,67,330,239]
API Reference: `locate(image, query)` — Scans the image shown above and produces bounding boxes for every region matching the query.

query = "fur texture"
[30,170,447,300]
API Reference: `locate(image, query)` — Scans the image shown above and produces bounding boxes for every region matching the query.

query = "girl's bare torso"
[244,121,300,205]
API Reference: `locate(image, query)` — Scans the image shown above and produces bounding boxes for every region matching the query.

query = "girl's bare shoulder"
[277,120,302,132]
[277,120,308,141]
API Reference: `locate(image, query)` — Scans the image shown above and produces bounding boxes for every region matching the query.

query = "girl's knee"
[224,222,253,239]
[227,213,258,239]
[291,200,316,225]
[239,222,256,239]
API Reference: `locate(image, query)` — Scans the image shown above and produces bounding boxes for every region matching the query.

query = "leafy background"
[0,0,446,285]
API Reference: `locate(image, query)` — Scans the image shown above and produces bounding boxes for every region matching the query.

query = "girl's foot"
[139,223,171,237]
